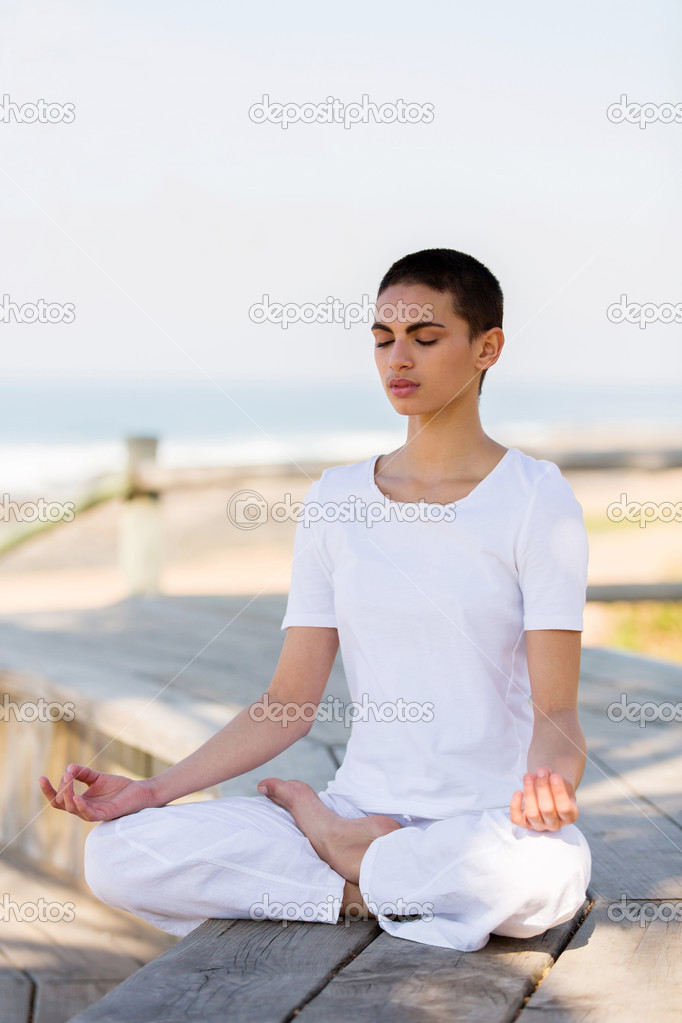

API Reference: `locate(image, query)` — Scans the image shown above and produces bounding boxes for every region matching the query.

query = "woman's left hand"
[509,766,578,831]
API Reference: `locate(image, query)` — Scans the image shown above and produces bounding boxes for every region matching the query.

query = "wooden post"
[119,436,162,597]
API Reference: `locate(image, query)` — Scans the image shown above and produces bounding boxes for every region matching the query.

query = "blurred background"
[1,0,681,657]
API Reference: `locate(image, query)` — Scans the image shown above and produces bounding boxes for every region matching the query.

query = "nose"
[387,335,414,372]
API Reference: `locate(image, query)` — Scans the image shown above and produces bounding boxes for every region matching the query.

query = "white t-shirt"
[280,446,589,819]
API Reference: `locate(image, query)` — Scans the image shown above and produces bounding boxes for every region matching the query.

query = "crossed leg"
[257,777,403,918]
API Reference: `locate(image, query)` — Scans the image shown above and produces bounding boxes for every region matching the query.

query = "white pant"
[84,790,591,952]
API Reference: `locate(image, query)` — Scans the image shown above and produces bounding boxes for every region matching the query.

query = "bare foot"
[341,880,376,922]
[257,777,402,884]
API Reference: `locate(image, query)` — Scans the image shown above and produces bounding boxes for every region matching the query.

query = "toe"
[256,776,282,796]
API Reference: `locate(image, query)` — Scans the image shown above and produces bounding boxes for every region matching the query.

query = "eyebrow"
[370,320,447,335]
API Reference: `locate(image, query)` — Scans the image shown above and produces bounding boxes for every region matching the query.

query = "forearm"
[147,696,311,806]
[527,709,586,790]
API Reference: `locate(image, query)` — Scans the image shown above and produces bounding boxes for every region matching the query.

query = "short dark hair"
[377,248,503,397]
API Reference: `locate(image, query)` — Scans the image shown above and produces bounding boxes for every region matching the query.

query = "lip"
[388,378,420,395]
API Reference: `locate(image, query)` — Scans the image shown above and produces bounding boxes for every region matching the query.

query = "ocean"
[1,378,680,498]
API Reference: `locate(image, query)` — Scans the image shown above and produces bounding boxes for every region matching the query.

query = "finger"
[38,776,63,809]
[47,773,69,811]
[59,770,79,815]
[72,792,103,822]
[67,764,101,787]
[534,768,561,830]
[509,790,529,828]
[522,772,545,828]
[550,773,579,822]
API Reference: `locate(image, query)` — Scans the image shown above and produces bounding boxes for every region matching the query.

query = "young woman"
[40,248,591,952]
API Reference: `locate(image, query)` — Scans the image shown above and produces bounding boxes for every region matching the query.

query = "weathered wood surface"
[0,595,348,877]
[68,905,588,1023]
[587,582,682,602]
[521,903,682,1021]
[0,595,680,1021]
[68,917,382,1023]
[0,850,176,1023]
[293,909,588,1023]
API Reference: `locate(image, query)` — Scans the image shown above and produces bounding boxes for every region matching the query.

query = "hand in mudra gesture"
[509,767,578,832]
[39,764,157,822]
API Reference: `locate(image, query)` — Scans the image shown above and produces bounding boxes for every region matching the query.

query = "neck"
[395,399,501,480]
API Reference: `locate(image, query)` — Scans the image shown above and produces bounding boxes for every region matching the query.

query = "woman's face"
[371,283,501,416]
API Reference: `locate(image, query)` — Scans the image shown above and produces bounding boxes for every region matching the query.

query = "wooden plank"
[574,757,682,900]
[0,851,176,1023]
[520,901,682,1021]
[0,869,154,982]
[66,905,589,1023]
[580,705,682,827]
[0,851,176,1021]
[0,601,350,747]
[295,903,589,1023]
[215,738,339,798]
[580,647,682,703]
[34,979,121,1023]
[68,917,382,1023]
[0,951,33,1023]
[587,582,682,602]
[548,448,682,470]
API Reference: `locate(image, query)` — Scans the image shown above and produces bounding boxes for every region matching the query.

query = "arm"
[509,629,586,832]
[40,625,339,821]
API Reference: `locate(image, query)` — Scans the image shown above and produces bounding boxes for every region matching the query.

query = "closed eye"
[374,339,437,348]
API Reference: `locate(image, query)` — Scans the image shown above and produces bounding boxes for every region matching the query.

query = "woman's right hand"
[39,764,160,822]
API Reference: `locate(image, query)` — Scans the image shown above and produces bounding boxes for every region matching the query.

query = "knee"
[84,820,137,911]
[497,825,591,937]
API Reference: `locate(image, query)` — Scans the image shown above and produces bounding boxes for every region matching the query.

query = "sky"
[0,0,680,386]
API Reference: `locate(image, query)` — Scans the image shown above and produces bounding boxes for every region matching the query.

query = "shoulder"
[307,456,375,500]
[505,446,579,506]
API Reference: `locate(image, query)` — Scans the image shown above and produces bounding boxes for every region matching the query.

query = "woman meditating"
[40,247,591,951]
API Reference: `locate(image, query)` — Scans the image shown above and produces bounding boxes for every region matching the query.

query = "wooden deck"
[0,595,681,1021]
[0,849,176,1023]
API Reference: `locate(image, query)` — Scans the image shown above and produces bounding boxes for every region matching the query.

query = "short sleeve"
[280,478,337,630]
[515,466,589,631]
